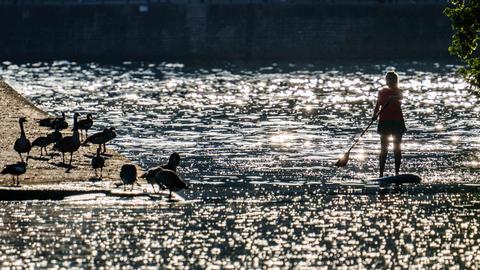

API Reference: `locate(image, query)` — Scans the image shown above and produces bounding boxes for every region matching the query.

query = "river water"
[1,61,479,268]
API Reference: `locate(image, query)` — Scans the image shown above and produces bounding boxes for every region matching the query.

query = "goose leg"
[16,176,19,186]
[26,152,29,162]
[131,184,134,191]
[18,153,24,163]
[124,184,126,191]
[69,153,73,166]
[151,184,156,193]
[11,176,14,186]
[62,153,65,164]
[94,168,97,177]
[45,147,48,155]
[169,190,172,199]
[100,167,103,178]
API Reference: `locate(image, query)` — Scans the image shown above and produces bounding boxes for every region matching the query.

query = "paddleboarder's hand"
[371,115,378,121]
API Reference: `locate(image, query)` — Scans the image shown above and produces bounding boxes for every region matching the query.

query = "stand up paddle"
[335,99,391,167]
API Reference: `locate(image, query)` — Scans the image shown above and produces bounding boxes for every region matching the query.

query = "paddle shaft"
[345,99,392,154]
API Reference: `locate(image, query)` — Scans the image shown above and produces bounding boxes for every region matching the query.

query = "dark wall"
[0,3,453,61]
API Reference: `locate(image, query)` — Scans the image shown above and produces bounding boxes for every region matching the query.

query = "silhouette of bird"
[31,135,52,156]
[38,112,68,130]
[1,162,27,186]
[154,169,188,199]
[84,127,116,153]
[14,117,31,162]
[140,153,181,192]
[78,113,93,139]
[91,147,105,178]
[47,123,62,145]
[53,113,80,166]
[120,164,137,191]
[50,112,68,130]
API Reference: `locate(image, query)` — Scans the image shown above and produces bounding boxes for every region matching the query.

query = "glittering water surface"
[1,61,480,268]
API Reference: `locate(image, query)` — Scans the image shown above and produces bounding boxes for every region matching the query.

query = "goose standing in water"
[84,127,116,153]
[120,164,137,191]
[154,169,188,199]
[140,153,181,192]
[53,113,80,166]
[78,113,93,140]
[91,147,105,178]
[31,135,52,156]
[14,117,31,162]
[1,162,27,186]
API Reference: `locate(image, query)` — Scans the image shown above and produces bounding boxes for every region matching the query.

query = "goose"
[1,162,27,186]
[14,117,31,162]
[50,112,68,130]
[32,135,52,156]
[38,113,68,129]
[154,169,188,199]
[91,147,105,178]
[78,113,93,139]
[84,127,116,153]
[120,164,137,191]
[140,153,181,192]
[53,113,80,166]
[47,123,62,145]
[37,116,55,127]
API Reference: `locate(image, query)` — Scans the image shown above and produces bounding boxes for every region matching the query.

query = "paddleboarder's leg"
[379,135,389,177]
[393,135,402,176]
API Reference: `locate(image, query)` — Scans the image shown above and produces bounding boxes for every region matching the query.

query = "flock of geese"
[1,113,188,198]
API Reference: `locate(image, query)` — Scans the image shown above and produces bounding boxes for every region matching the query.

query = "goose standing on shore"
[120,164,137,191]
[47,123,62,145]
[140,153,181,192]
[1,162,27,186]
[50,112,68,130]
[53,113,80,166]
[78,113,93,140]
[84,127,116,153]
[91,147,105,178]
[38,112,68,130]
[32,135,52,156]
[14,117,31,162]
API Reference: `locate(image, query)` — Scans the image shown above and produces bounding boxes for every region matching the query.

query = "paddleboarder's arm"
[372,91,382,120]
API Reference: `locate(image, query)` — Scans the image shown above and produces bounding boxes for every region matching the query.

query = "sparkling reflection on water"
[3,61,480,184]
[1,61,480,268]
[1,192,480,269]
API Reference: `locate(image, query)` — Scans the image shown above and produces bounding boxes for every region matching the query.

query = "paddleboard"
[365,174,421,186]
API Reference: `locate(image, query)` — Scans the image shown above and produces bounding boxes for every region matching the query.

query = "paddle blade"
[335,152,350,167]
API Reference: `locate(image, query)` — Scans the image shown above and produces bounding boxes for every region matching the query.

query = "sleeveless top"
[377,87,404,121]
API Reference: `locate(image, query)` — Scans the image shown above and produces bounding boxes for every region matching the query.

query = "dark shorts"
[377,120,406,135]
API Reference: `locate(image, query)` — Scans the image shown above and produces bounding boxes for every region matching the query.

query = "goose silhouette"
[91,147,105,178]
[53,113,80,166]
[78,113,93,139]
[141,153,180,192]
[14,117,31,162]
[1,162,27,186]
[120,164,137,191]
[84,127,116,153]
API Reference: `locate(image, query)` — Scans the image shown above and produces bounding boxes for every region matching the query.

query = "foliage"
[444,0,480,92]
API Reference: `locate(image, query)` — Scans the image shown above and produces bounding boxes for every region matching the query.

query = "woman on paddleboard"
[372,71,406,177]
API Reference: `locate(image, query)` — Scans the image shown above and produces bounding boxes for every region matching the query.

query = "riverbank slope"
[0,80,138,186]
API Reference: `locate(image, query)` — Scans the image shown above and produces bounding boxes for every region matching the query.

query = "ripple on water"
[2,61,479,184]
